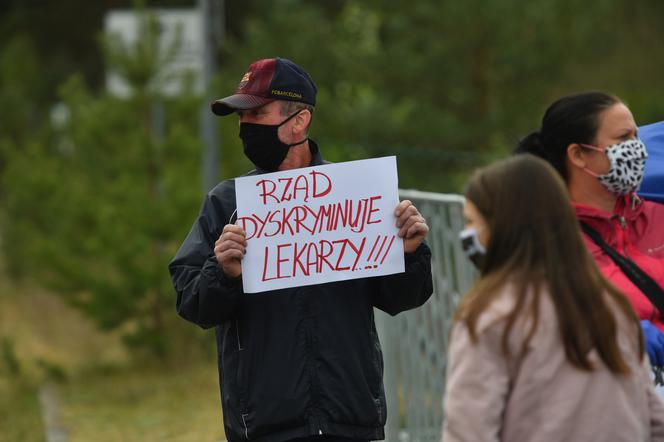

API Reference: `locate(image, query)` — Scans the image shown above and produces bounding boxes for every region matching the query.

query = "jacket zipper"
[236,322,243,350]
[242,413,249,440]
[618,216,630,257]
[237,320,249,440]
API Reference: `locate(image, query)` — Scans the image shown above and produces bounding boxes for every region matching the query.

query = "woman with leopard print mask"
[516,91,664,378]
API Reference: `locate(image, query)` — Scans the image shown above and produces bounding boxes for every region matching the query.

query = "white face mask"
[582,139,648,195]
[459,227,486,269]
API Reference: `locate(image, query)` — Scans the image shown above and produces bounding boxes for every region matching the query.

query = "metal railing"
[376,189,476,442]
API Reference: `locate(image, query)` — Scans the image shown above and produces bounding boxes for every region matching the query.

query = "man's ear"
[293,109,311,135]
[566,143,587,169]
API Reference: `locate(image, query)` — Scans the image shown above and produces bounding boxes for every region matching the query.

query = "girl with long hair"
[443,155,664,441]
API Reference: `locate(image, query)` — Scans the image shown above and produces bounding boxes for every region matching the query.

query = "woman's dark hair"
[515,92,621,181]
[455,155,642,374]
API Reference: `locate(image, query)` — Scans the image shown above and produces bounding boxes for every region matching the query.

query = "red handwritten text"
[260,234,397,281]
[256,170,332,205]
[239,196,382,240]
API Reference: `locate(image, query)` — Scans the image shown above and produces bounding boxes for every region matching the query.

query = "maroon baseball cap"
[211,58,317,116]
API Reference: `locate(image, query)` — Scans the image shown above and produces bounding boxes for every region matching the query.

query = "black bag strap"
[580,221,664,315]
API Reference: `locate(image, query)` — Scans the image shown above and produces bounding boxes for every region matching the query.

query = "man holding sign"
[169,58,433,442]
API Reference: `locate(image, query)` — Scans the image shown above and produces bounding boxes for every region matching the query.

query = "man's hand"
[214,224,247,278]
[395,200,429,254]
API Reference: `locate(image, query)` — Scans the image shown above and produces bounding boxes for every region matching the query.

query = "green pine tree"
[1,9,204,356]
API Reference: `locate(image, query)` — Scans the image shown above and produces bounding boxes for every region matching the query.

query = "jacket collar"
[573,192,644,221]
[308,139,323,166]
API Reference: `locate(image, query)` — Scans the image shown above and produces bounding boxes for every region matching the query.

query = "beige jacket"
[442,286,664,442]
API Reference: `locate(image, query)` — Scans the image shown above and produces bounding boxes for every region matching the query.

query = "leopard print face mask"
[581,139,648,195]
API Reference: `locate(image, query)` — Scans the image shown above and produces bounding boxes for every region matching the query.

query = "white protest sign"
[235,156,405,293]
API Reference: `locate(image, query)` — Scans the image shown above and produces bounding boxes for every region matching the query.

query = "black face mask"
[459,227,486,270]
[239,111,307,172]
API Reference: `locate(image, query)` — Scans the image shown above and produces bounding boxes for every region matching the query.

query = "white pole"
[199,0,224,194]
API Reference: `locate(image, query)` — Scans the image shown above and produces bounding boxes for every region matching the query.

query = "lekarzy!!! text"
[260,234,396,281]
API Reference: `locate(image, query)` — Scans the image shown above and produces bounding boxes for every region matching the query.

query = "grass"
[59,362,225,442]
[0,382,44,442]
[0,275,226,442]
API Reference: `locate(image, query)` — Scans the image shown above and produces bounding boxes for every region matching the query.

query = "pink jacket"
[443,285,664,442]
[575,195,664,331]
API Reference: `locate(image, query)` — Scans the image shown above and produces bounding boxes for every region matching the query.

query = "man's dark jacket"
[169,143,434,442]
